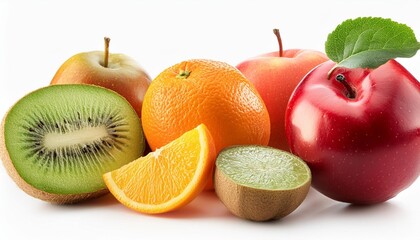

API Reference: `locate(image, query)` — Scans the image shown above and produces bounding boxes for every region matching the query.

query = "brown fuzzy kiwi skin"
[0,112,108,204]
[214,166,311,222]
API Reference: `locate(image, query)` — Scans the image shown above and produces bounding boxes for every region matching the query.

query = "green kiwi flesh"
[214,145,311,221]
[0,84,145,203]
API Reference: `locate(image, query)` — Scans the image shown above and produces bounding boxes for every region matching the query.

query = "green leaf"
[325,17,420,69]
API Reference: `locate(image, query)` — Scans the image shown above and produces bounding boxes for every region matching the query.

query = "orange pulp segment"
[103,124,216,214]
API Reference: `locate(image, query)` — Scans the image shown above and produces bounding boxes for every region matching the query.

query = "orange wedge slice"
[103,124,216,214]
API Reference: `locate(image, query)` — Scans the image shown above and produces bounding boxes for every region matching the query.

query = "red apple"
[285,59,420,204]
[50,37,151,117]
[237,29,328,151]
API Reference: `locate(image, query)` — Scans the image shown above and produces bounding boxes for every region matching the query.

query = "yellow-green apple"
[50,37,151,117]
[236,29,328,151]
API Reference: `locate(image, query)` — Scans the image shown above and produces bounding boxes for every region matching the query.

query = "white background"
[1,0,419,239]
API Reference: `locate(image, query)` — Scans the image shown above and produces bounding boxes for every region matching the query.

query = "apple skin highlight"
[285,60,420,204]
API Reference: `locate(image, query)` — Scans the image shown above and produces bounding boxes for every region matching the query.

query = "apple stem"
[104,37,110,68]
[336,74,356,99]
[273,29,283,57]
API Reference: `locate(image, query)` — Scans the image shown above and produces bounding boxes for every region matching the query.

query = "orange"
[141,59,271,154]
[103,124,216,214]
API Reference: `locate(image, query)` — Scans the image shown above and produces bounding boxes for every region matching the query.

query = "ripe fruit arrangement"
[1,17,419,222]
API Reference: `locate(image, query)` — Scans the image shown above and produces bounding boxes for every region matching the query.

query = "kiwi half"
[0,84,145,204]
[214,145,311,221]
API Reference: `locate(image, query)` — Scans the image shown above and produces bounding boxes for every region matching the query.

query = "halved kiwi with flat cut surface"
[214,145,311,221]
[0,84,145,204]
